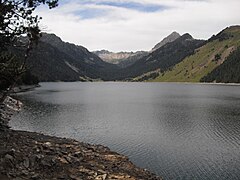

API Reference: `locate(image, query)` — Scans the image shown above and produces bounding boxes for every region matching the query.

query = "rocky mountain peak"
[41,33,63,46]
[94,50,139,62]
[181,33,193,40]
[152,31,181,51]
[94,50,111,54]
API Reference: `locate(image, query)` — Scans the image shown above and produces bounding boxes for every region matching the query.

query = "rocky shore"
[0,97,161,180]
[0,96,22,131]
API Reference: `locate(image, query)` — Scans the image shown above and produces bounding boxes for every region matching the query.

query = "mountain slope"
[201,47,240,83]
[93,50,148,68]
[26,42,84,82]
[40,34,119,79]
[112,33,204,80]
[151,26,240,82]
[25,34,119,82]
[152,32,181,51]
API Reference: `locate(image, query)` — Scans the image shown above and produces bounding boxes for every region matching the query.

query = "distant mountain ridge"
[93,50,148,68]
[93,50,136,63]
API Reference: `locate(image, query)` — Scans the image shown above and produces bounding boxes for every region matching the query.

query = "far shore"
[35,81,240,86]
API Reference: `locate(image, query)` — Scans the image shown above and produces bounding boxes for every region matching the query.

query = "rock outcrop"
[151,32,181,51]
[0,96,22,131]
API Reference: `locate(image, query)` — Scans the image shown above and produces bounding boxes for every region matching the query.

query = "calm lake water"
[11,82,240,180]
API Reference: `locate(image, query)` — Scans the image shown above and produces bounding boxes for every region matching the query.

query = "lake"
[10,82,240,180]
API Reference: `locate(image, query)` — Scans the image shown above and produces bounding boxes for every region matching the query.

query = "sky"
[36,0,240,52]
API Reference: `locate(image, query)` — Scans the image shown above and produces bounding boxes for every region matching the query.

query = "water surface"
[11,82,240,179]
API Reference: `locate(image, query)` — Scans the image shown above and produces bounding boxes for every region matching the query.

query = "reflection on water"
[11,82,240,180]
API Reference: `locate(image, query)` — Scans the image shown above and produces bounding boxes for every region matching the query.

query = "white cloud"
[36,0,240,52]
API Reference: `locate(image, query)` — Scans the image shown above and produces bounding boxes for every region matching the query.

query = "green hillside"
[151,26,240,82]
[201,47,240,83]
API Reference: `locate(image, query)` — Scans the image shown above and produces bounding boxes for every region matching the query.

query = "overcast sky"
[36,0,240,52]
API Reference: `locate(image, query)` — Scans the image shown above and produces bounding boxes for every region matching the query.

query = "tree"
[0,0,58,102]
[214,53,221,61]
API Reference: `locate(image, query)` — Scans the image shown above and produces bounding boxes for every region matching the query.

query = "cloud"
[36,0,240,52]
[93,1,168,13]
[74,8,107,19]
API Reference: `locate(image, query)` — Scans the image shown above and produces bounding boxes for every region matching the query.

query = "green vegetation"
[201,47,240,83]
[132,70,160,82]
[151,26,240,83]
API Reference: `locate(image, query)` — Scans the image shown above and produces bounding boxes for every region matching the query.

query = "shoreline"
[38,81,240,86]
[0,129,161,180]
[11,84,41,94]
[0,96,161,180]
[149,81,240,86]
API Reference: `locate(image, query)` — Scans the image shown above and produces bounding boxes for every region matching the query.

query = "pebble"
[23,158,30,168]
[5,154,14,161]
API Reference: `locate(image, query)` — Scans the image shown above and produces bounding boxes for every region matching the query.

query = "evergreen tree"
[0,0,58,102]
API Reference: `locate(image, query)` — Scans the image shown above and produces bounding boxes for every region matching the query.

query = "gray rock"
[23,158,30,168]
[5,154,14,161]
[31,173,39,180]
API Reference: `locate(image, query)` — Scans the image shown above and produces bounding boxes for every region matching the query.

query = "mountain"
[151,26,240,82]
[151,31,181,51]
[111,33,205,80]
[11,26,240,83]
[93,50,148,68]
[200,47,240,83]
[93,50,135,64]
[94,32,181,68]
[24,34,119,82]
